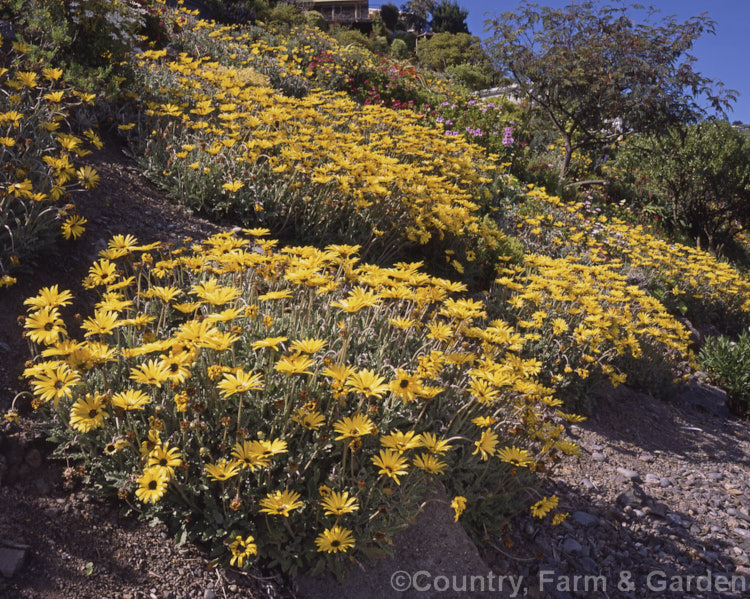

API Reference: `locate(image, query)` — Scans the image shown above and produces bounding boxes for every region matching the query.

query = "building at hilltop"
[301,0,370,24]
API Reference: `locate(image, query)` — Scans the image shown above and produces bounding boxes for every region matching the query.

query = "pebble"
[644,473,661,485]
[591,452,606,462]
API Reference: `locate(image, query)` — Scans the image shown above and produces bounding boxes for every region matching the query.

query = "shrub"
[22,231,575,576]
[206,0,271,25]
[615,120,750,253]
[423,98,525,162]
[267,2,306,33]
[699,333,750,417]
[304,10,328,31]
[416,32,486,72]
[334,28,374,53]
[7,0,145,94]
[390,38,408,59]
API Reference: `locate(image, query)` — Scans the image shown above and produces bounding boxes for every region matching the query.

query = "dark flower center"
[399,379,409,388]
[148,480,157,490]
[331,540,340,547]
[88,409,99,418]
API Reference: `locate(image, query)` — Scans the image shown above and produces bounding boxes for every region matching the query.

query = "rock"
[677,317,701,346]
[616,485,648,508]
[203,591,215,599]
[296,484,493,599]
[644,503,668,519]
[0,540,29,577]
[644,473,661,485]
[638,453,655,463]
[678,381,729,418]
[707,472,724,482]
[572,511,600,527]
[562,538,583,554]
[616,468,641,482]
[660,477,672,488]
[591,452,606,462]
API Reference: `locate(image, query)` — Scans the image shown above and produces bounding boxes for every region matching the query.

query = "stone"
[592,452,606,462]
[644,503,668,519]
[0,540,28,578]
[644,473,661,485]
[203,591,216,599]
[616,468,641,482]
[616,485,648,508]
[678,381,729,418]
[660,478,672,488]
[572,511,600,527]
[581,478,596,490]
[707,472,724,482]
[562,538,583,554]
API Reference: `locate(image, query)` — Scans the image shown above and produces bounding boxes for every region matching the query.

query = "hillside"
[1,2,750,598]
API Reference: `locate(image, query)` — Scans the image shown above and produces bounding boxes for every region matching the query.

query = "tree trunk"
[560,138,573,182]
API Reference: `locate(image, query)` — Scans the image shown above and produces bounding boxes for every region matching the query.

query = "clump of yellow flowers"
[121,14,509,276]
[0,48,101,285]
[23,230,574,575]
[506,184,750,332]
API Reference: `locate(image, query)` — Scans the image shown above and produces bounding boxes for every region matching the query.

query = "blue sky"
[462,1,750,123]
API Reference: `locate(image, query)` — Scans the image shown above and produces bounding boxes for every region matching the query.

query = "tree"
[400,0,434,32]
[485,1,736,181]
[430,0,468,34]
[416,32,484,69]
[616,120,750,253]
[380,3,401,31]
[417,32,491,89]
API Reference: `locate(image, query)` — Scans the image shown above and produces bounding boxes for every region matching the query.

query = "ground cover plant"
[0,42,101,286]
[21,230,574,575]
[6,0,750,589]
[119,15,515,278]
[498,182,750,334]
